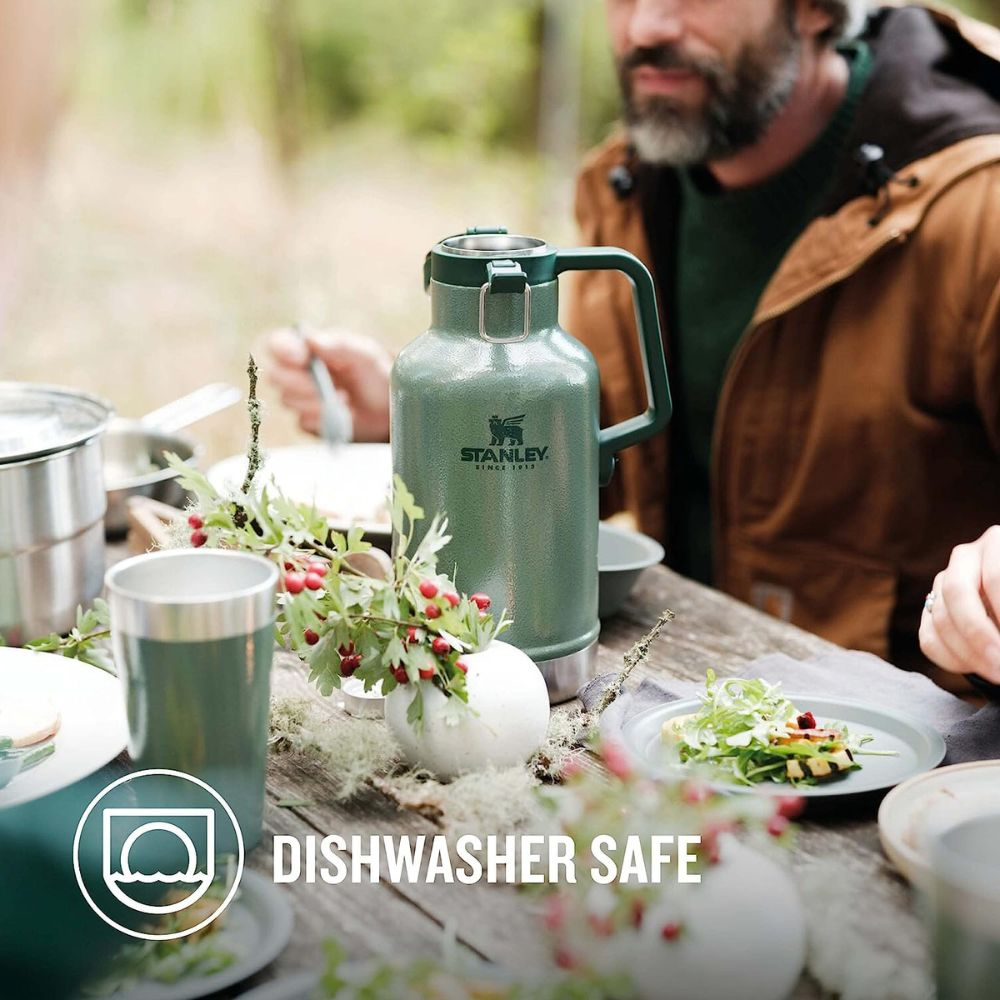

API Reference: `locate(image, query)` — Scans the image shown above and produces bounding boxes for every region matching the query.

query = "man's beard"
[619,14,802,167]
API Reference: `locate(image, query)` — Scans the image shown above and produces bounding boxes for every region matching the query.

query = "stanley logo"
[460,415,549,468]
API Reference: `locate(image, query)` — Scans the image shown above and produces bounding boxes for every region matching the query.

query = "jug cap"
[425,228,559,291]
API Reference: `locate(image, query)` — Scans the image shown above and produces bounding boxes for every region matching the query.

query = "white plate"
[207,444,392,537]
[878,760,1000,889]
[0,647,128,809]
[91,871,294,1000]
[621,694,947,798]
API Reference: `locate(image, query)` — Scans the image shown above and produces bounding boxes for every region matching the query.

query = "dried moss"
[269,695,401,801]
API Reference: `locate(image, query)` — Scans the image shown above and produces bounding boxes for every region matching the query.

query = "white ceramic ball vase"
[598,836,806,1000]
[384,640,550,780]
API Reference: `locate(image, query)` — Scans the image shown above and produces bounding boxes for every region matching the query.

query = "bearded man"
[269,2,1000,689]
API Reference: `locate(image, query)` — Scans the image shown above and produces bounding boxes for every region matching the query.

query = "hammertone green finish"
[117,623,274,850]
[393,281,600,663]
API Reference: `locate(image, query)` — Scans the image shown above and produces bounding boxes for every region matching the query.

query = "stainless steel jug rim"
[441,234,551,257]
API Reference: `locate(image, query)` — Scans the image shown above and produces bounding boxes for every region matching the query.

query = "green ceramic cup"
[105,549,278,851]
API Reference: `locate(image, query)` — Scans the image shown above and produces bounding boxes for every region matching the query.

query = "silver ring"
[924,591,936,613]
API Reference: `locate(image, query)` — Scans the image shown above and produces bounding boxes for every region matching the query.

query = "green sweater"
[670,43,873,584]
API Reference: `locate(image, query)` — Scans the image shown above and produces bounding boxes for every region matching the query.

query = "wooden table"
[225,561,927,997]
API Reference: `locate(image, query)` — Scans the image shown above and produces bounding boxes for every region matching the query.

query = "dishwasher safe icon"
[103,807,216,916]
[73,768,244,941]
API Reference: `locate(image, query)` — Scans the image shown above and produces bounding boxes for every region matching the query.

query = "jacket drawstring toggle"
[855,143,920,226]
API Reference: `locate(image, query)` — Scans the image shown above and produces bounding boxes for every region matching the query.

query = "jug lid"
[0,383,113,464]
[425,228,559,290]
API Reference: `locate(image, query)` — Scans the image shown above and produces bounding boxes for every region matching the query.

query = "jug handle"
[554,247,672,484]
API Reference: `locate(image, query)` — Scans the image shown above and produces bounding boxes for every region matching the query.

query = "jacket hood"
[823,4,1000,211]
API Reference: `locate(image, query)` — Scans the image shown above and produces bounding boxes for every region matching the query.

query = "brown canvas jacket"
[567,5,1000,672]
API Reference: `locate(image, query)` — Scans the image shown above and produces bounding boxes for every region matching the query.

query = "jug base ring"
[537,639,599,705]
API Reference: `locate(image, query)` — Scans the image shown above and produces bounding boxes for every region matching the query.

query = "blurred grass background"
[5,0,996,460]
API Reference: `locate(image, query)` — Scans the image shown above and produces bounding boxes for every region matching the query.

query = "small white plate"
[878,759,1000,889]
[207,444,391,538]
[91,871,294,1000]
[0,647,128,809]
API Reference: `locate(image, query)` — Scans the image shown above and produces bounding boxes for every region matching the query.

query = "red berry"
[681,781,712,805]
[424,604,441,620]
[306,561,328,576]
[340,653,361,676]
[776,795,805,820]
[406,626,419,645]
[554,947,575,970]
[283,560,296,571]
[187,513,203,529]
[431,637,450,655]
[304,572,324,591]
[767,814,791,838]
[190,529,208,548]
[542,895,565,931]
[393,666,409,685]
[630,898,644,929]
[601,742,632,780]
[796,711,817,730]
[304,628,320,646]
[470,592,491,610]
[455,660,468,674]
[419,580,438,599]
[560,757,584,781]
[661,921,682,941]
[444,591,460,607]
[418,666,435,680]
[284,572,306,594]
[338,643,355,657]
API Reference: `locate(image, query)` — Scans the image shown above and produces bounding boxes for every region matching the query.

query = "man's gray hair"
[814,0,870,41]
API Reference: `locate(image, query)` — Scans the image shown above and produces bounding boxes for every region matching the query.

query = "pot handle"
[139,382,242,434]
[554,247,671,484]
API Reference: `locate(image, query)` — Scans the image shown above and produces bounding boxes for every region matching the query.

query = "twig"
[591,609,674,717]
[235,354,262,527]
[241,353,262,492]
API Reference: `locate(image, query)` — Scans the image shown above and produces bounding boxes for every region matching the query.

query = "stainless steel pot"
[0,383,113,645]
[103,383,240,537]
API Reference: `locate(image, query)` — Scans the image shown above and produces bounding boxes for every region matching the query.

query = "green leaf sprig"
[168,455,511,729]
[25,600,115,673]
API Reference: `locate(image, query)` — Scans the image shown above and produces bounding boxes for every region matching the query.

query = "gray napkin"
[579,649,1000,765]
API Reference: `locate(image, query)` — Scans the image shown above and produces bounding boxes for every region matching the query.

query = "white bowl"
[598,522,665,618]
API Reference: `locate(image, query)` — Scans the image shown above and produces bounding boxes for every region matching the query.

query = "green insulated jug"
[391,229,671,701]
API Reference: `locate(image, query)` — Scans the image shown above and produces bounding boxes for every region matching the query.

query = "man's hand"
[266,328,392,442]
[920,526,1000,683]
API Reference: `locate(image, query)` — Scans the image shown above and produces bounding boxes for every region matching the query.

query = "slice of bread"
[0,696,61,747]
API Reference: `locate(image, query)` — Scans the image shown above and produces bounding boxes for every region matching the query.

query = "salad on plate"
[662,671,895,787]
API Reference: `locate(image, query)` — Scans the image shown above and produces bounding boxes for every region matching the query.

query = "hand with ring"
[919,526,1000,683]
